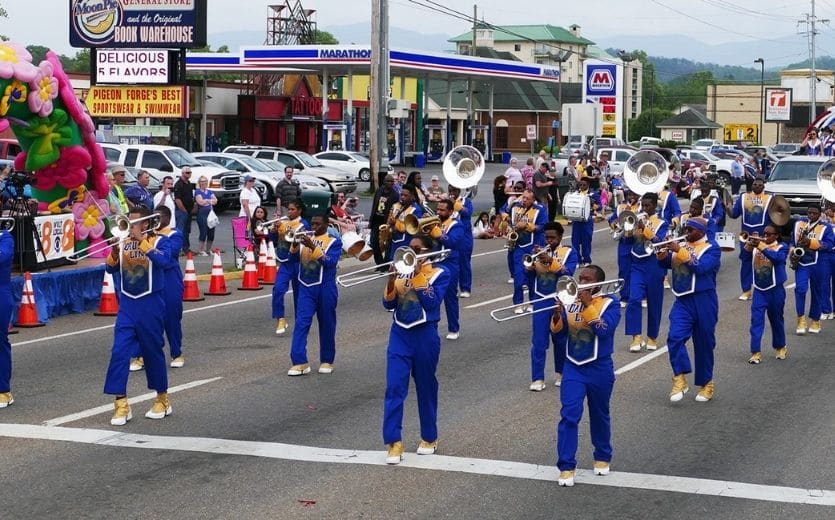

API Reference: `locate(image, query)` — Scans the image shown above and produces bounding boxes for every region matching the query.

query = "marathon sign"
[85,85,189,118]
[69,0,207,49]
[318,48,371,60]
[765,88,792,122]
[96,49,169,84]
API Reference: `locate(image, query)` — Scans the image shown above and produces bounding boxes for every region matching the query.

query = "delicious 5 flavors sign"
[69,0,207,48]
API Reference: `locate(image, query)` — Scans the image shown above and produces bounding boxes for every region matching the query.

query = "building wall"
[707,83,777,145]
[457,40,586,82]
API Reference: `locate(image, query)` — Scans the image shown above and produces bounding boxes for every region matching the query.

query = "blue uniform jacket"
[383,264,450,328]
[552,295,621,366]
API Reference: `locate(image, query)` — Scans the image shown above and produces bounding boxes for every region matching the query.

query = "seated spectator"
[329,193,357,233]
[249,206,270,246]
[473,211,496,239]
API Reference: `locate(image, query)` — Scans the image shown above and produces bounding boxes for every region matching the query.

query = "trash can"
[301,189,333,217]
[501,151,512,164]
[492,153,503,163]
[415,153,426,168]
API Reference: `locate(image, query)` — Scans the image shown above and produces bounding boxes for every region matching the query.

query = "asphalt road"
[1,166,834,519]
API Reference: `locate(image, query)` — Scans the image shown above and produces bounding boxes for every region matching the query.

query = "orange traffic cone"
[182,251,205,301]
[262,240,277,285]
[238,245,263,291]
[205,249,231,296]
[94,271,119,316]
[256,238,267,280]
[15,272,45,328]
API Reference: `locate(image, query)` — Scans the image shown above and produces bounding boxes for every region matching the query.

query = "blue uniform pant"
[164,283,183,359]
[0,289,11,393]
[506,249,513,279]
[827,254,835,314]
[557,359,615,471]
[458,240,473,293]
[104,294,168,396]
[571,220,594,264]
[272,262,299,319]
[441,262,460,334]
[750,286,786,352]
[512,249,533,305]
[794,263,826,319]
[383,322,440,444]
[819,254,833,315]
[616,245,632,303]
[625,258,664,338]
[530,302,566,381]
[290,283,338,365]
[666,292,718,387]
[739,245,753,293]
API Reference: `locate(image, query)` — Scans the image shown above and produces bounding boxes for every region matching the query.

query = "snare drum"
[563,192,591,221]
[715,231,736,252]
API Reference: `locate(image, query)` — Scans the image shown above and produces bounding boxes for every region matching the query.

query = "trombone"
[490,276,624,322]
[336,246,449,287]
[523,248,551,269]
[0,217,15,232]
[68,214,161,262]
[645,234,687,254]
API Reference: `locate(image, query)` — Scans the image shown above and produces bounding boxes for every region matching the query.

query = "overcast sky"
[0,0,827,58]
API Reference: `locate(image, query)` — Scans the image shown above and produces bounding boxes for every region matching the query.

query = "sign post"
[527,124,537,156]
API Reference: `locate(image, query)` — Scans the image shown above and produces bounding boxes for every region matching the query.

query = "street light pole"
[548,50,572,154]
[755,58,764,144]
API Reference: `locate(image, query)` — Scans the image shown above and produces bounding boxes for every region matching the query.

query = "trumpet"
[506,231,519,252]
[490,276,624,322]
[284,228,314,243]
[255,216,288,235]
[738,231,764,246]
[0,217,15,232]
[404,214,441,235]
[523,248,552,269]
[645,234,687,254]
[336,246,449,287]
[68,214,161,262]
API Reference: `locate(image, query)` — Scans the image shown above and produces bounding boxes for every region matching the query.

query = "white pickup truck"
[676,149,734,188]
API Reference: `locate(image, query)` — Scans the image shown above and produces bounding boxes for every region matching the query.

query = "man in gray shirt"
[533,162,556,216]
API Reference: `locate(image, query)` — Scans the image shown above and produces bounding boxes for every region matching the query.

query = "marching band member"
[287,214,342,376]
[657,176,682,228]
[822,202,835,320]
[447,186,474,298]
[679,197,716,239]
[625,193,668,352]
[571,177,599,266]
[507,190,547,311]
[609,190,640,307]
[432,198,465,340]
[656,217,721,403]
[500,181,527,284]
[695,178,725,232]
[103,206,171,425]
[383,235,450,465]
[0,224,13,408]
[528,222,577,391]
[272,201,310,335]
[791,205,834,335]
[388,184,424,262]
[746,226,788,364]
[730,177,773,301]
[550,265,621,487]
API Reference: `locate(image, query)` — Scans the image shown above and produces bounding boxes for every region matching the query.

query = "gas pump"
[472,125,489,158]
[387,124,400,164]
[425,124,446,162]
[324,123,347,151]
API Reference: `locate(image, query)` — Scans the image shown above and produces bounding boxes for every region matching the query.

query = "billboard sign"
[765,88,792,122]
[85,86,189,118]
[96,49,169,84]
[582,60,621,138]
[69,0,207,49]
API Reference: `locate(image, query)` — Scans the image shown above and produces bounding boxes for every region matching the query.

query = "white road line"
[1,423,832,506]
[615,347,669,375]
[469,226,610,259]
[42,377,223,427]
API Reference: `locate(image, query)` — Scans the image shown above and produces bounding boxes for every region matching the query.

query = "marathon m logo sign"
[583,63,617,97]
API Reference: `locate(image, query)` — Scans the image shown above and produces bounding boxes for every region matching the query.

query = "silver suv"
[223,145,357,193]
[765,156,825,216]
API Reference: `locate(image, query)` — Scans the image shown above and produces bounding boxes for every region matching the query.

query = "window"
[495,127,508,149]
[141,151,172,172]
[615,151,631,161]
[256,151,275,160]
[278,153,303,169]
[123,149,139,167]
[514,44,521,52]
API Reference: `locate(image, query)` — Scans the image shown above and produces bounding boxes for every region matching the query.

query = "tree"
[312,30,338,44]
[62,49,91,73]
[25,45,49,65]
[628,108,673,141]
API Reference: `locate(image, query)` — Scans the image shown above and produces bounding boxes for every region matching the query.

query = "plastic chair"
[231,216,249,269]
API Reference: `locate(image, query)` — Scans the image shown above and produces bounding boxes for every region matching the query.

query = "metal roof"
[448,25,594,46]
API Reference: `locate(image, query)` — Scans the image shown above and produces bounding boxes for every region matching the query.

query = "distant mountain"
[207,23,453,53]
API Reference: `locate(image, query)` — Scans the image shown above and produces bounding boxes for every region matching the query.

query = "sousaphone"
[443,145,485,195]
[623,150,669,195]
[817,158,835,203]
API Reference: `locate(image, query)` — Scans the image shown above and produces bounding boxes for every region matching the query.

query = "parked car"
[223,145,357,193]
[764,155,826,216]
[772,143,802,158]
[109,162,161,196]
[693,138,723,150]
[104,144,241,210]
[596,147,637,174]
[258,159,332,193]
[314,150,392,182]
[0,138,22,161]
[677,149,733,188]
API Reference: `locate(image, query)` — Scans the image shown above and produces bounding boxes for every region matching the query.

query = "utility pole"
[465,4,477,147]
[799,0,829,123]
[370,0,389,190]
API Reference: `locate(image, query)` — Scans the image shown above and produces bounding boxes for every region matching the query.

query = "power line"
[651,0,797,43]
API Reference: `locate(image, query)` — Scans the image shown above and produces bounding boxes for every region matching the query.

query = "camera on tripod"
[6,170,37,193]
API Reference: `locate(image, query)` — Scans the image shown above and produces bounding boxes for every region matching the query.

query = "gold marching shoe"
[593,461,610,476]
[318,363,334,374]
[0,392,13,409]
[169,356,185,368]
[645,337,658,351]
[738,290,752,301]
[629,335,643,353]
[417,440,438,455]
[663,277,671,289]
[145,393,172,419]
[695,381,715,402]
[747,352,762,364]
[276,318,288,335]
[110,397,132,426]
[287,364,311,376]
[554,373,562,387]
[669,374,689,402]
[529,380,547,392]
[386,441,404,464]
[129,357,144,372]
[796,316,807,335]
[775,347,788,360]
[809,319,821,334]
[557,470,576,487]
